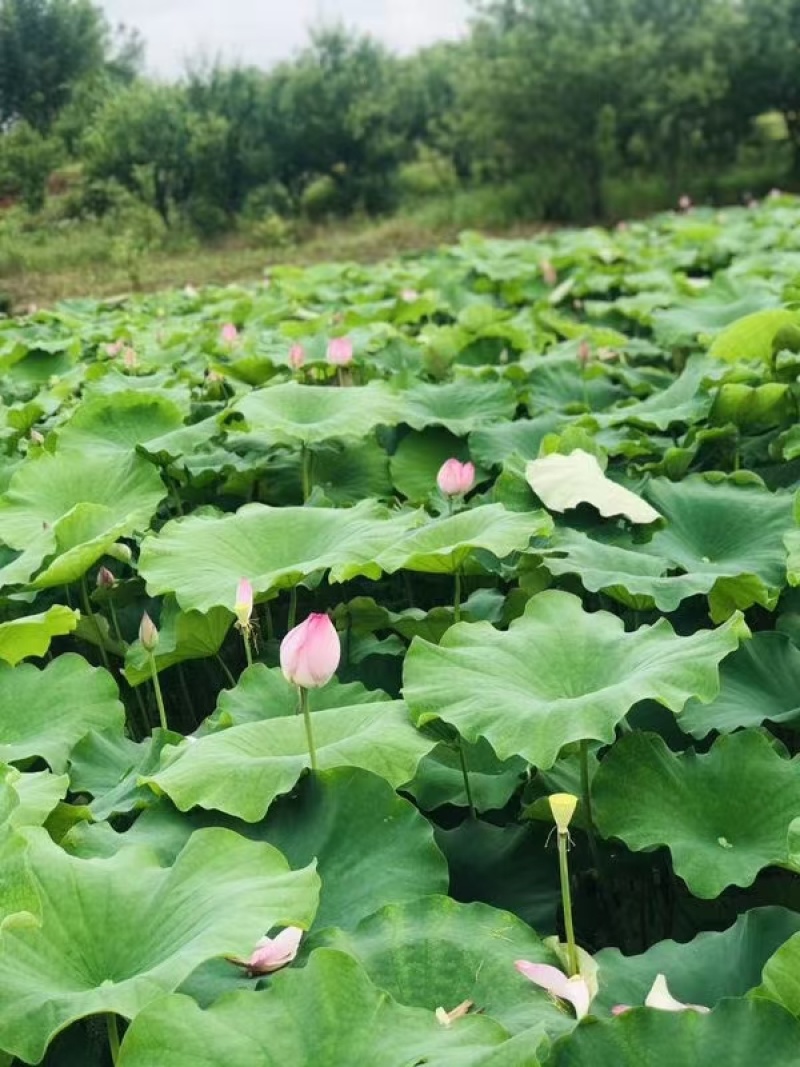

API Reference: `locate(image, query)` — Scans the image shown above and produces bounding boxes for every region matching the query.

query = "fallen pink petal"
[515,960,592,1019]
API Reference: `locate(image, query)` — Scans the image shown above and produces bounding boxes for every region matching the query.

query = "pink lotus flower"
[437,458,476,497]
[139,612,159,652]
[516,961,592,1019]
[289,344,305,370]
[327,336,353,366]
[96,566,116,589]
[613,974,711,1016]
[106,340,124,357]
[230,926,303,976]
[540,260,558,286]
[678,195,692,213]
[401,288,419,303]
[235,578,253,629]
[280,613,340,689]
[220,323,239,345]
[577,340,592,368]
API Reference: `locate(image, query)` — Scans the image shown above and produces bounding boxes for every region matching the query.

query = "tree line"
[0,0,798,232]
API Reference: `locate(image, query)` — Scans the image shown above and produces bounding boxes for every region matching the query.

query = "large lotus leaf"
[124,598,233,686]
[680,633,800,737]
[399,380,518,435]
[377,504,553,575]
[593,730,800,898]
[708,307,798,363]
[0,450,165,588]
[403,590,746,768]
[138,499,418,612]
[757,931,800,1016]
[0,781,39,928]
[652,276,780,348]
[539,527,714,612]
[68,728,183,820]
[226,381,402,445]
[145,700,434,821]
[594,907,800,1014]
[0,605,78,665]
[201,663,389,731]
[406,737,527,813]
[0,827,319,1064]
[601,356,715,430]
[118,950,526,1067]
[312,438,393,504]
[641,475,794,619]
[469,413,564,466]
[526,450,661,523]
[56,391,186,454]
[711,381,794,432]
[389,428,471,503]
[547,998,800,1067]
[0,654,124,772]
[1,765,68,831]
[321,896,569,1037]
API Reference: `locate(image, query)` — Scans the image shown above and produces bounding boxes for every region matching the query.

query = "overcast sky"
[97,0,472,78]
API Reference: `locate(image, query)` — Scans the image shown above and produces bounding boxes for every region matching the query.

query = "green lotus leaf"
[0,779,39,927]
[0,450,166,588]
[593,730,800,898]
[711,382,794,432]
[68,728,183,820]
[0,654,124,772]
[403,590,746,768]
[118,949,523,1067]
[405,737,527,813]
[321,896,569,1037]
[400,380,518,435]
[138,499,418,613]
[226,381,402,445]
[526,450,661,523]
[594,907,800,1014]
[377,504,553,575]
[312,438,393,504]
[0,605,78,665]
[756,930,800,1017]
[56,391,186,454]
[653,278,780,348]
[124,598,233,686]
[601,356,714,430]
[641,475,794,619]
[470,413,563,466]
[680,633,800,737]
[202,663,389,731]
[708,307,798,363]
[145,700,434,821]
[547,998,800,1066]
[2,766,69,829]
[0,827,320,1064]
[390,428,471,502]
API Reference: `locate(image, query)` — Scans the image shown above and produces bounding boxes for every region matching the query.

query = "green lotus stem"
[108,600,148,738]
[106,1013,120,1064]
[215,653,236,688]
[80,575,112,674]
[580,739,598,846]
[456,737,476,819]
[148,651,168,731]
[242,628,254,668]
[263,602,275,642]
[453,570,462,623]
[301,445,313,502]
[288,586,298,631]
[298,685,318,771]
[557,830,579,977]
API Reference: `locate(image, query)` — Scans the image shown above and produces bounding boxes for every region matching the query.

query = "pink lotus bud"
[235,578,253,628]
[515,961,591,1019]
[577,340,592,368]
[289,344,305,370]
[122,347,138,369]
[540,260,558,286]
[615,220,629,232]
[678,195,692,212]
[401,289,419,303]
[437,458,476,497]
[106,340,123,358]
[280,613,340,689]
[96,566,116,589]
[235,927,303,975]
[220,323,239,345]
[139,611,159,652]
[29,429,44,445]
[327,336,353,366]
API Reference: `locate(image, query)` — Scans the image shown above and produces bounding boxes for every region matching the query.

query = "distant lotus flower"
[327,336,353,366]
[769,188,782,199]
[678,195,692,212]
[516,961,592,1019]
[139,611,159,652]
[437,458,476,497]
[401,288,419,302]
[616,220,629,232]
[29,429,44,445]
[183,284,198,298]
[747,198,759,210]
[235,578,253,629]
[435,1000,474,1027]
[106,340,124,357]
[207,370,224,385]
[613,974,711,1016]
[280,613,340,689]
[220,323,239,345]
[577,340,592,368]
[230,926,304,976]
[96,566,116,589]
[122,347,138,369]
[540,259,558,286]
[289,343,305,370]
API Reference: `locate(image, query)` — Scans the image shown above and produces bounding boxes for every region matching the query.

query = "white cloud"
[98,0,471,78]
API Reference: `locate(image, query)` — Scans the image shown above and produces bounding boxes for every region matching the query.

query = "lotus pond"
[2,197,800,1065]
